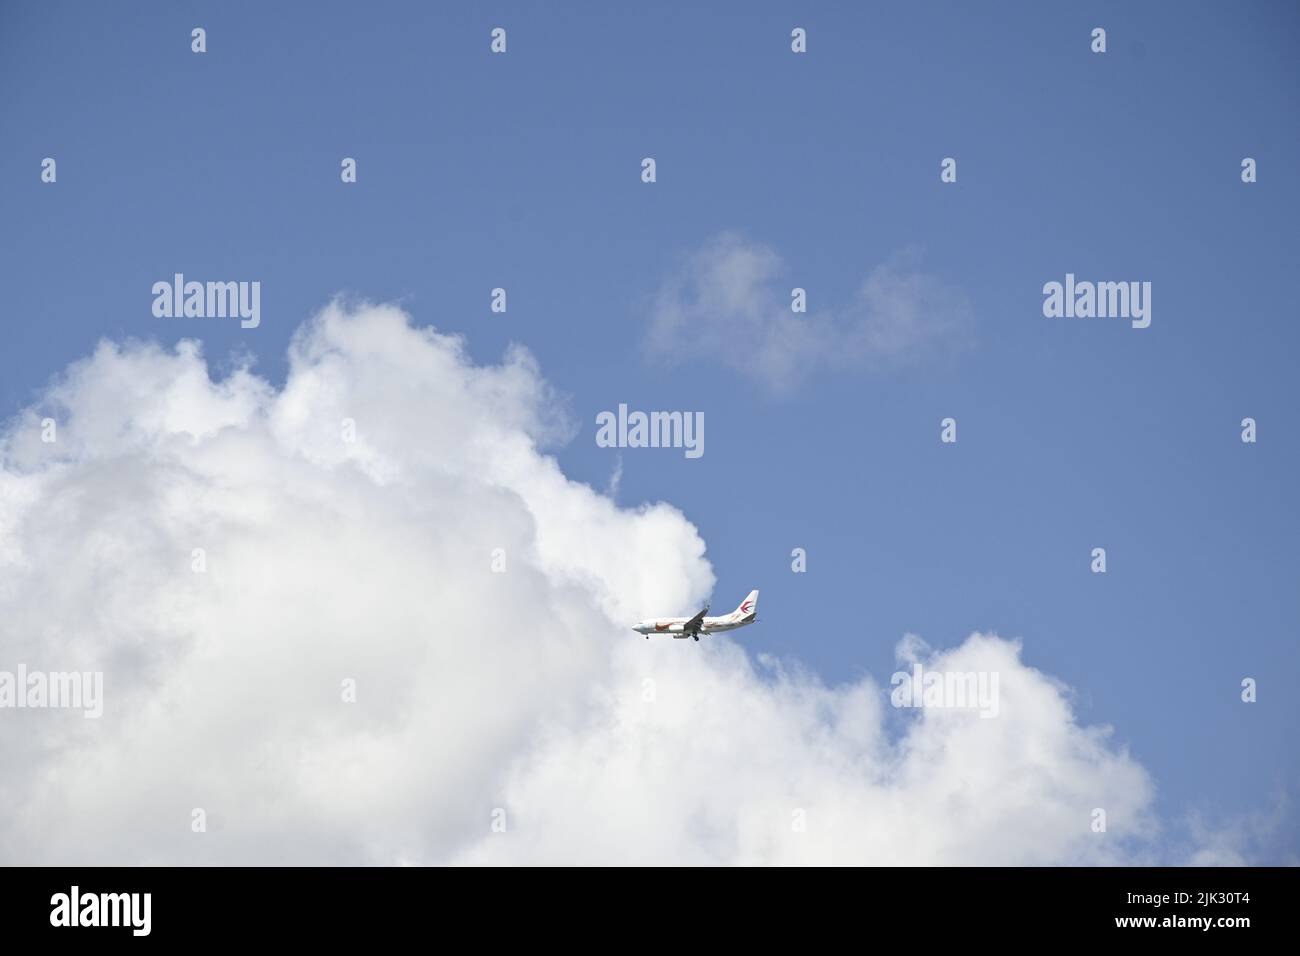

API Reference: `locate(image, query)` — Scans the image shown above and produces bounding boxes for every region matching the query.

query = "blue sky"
[1,1,1297,861]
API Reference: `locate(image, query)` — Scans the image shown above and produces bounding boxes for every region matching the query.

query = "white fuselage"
[631,612,756,638]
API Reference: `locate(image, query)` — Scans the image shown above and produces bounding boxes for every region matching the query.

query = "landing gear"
[692,634,699,642]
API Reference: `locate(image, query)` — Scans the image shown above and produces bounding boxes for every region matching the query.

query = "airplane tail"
[732,589,758,621]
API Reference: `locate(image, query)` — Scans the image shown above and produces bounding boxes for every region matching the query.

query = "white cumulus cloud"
[0,301,1167,864]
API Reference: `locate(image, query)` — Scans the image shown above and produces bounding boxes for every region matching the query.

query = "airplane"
[632,590,759,641]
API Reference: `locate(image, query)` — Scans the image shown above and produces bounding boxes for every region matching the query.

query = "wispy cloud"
[605,454,623,500]
[645,233,973,393]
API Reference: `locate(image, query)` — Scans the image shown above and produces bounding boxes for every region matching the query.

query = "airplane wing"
[684,605,709,633]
